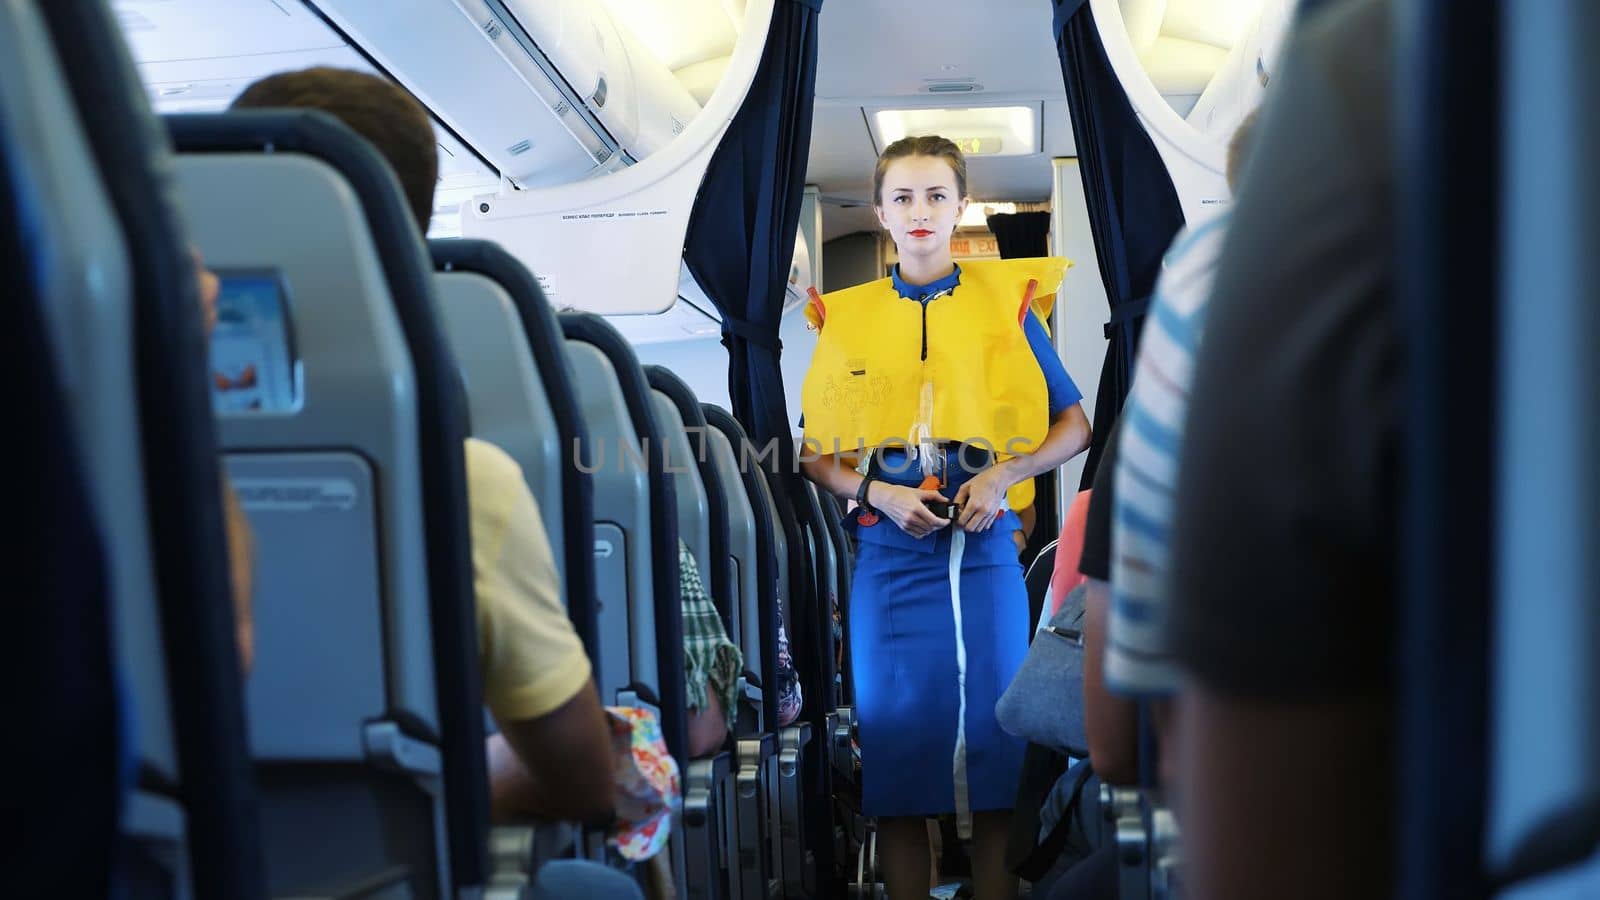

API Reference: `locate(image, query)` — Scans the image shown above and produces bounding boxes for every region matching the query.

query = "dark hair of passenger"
[872,135,969,206]
[231,67,439,232]
[1226,109,1262,191]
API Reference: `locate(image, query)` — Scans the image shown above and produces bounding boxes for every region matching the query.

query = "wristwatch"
[855,474,877,512]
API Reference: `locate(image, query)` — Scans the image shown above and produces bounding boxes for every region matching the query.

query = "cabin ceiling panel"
[806,103,874,186]
[814,0,1065,101]
[820,205,880,245]
[113,0,341,63]
[1042,99,1076,157]
[965,155,1056,204]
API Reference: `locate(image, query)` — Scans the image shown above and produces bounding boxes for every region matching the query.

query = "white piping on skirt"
[949,526,972,839]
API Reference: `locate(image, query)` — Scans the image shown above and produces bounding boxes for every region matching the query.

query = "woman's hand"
[870,482,951,539]
[954,461,1016,533]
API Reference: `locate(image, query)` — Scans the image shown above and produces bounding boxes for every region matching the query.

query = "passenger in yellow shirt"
[465,438,616,824]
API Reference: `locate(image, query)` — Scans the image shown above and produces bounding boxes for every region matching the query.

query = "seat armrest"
[775,724,814,896]
[684,752,734,899]
[736,733,778,798]
[732,733,778,899]
[1112,788,1152,900]
[831,706,856,782]
[486,820,576,897]
[686,752,734,827]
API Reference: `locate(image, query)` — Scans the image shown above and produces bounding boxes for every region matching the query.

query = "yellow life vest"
[801,257,1071,511]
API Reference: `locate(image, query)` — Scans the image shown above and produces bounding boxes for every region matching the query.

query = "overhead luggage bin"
[459,0,775,314]
[1089,0,1295,213]
[311,0,624,186]
[499,0,704,158]
[312,0,774,313]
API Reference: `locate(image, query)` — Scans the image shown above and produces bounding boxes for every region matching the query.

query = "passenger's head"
[1225,109,1262,192]
[231,67,438,233]
[872,135,969,262]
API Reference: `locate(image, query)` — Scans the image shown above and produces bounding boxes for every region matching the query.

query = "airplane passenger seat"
[815,490,858,780]
[560,312,692,895]
[23,0,265,896]
[429,238,613,879]
[740,453,819,897]
[647,367,738,900]
[165,109,486,898]
[1,3,251,896]
[703,406,785,899]
[429,238,601,660]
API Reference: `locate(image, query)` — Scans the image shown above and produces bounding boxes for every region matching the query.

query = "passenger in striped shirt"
[1106,113,1261,701]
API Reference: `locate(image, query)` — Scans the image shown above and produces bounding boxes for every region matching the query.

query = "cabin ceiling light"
[868,105,1039,157]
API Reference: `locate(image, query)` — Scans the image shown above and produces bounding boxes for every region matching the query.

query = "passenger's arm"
[954,403,1091,532]
[220,473,254,674]
[467,440,616,824]
[1175,685,1391,900]
[196,251,253,675]
[1082,577,1139,786]
[489,677,616,825]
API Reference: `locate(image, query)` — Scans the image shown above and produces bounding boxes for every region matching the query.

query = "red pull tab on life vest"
[1018,279,1039,326]
[806,286,825,328]
[856,509,879,527]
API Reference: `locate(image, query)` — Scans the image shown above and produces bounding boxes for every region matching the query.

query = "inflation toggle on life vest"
[800,257,1071,512]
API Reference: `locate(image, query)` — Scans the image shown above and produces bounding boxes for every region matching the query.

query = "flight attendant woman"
[800,136,1091,899]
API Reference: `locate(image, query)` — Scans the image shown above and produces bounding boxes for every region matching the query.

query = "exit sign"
[949,235,1001,258]
[950,137,1001,155]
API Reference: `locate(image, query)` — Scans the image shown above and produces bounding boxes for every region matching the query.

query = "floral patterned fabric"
[774,611,804,727]
[604,706,680,861]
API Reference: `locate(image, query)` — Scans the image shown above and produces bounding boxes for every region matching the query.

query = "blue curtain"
[1050,0,1186,488]
[684,0,823,450]
[1398,0,1497,895]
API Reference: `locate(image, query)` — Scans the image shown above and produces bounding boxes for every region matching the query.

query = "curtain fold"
[1050,0,1186,487]
[986,210,1053,259]
[682,1,834,882]
[684,0,824,453]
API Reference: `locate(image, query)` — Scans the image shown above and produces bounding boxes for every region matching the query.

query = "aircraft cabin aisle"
[5,0,1597,898]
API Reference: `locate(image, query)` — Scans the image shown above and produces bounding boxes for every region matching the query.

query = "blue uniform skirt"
[848,501,1030,825]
